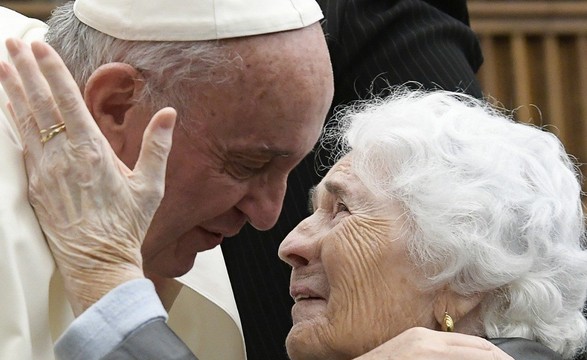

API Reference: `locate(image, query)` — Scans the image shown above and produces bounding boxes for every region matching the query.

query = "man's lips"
[176,225,244,254]
[200,228,225,249]
[202,226,241,239]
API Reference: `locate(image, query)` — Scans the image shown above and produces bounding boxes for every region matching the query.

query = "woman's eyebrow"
[308,181,348,213]
[324,180,348,198]
[307,185,317,213]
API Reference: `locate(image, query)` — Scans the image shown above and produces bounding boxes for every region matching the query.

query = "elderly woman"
[278,89,587,360]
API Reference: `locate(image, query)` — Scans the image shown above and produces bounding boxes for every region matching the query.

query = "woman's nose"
[278,216,319,268]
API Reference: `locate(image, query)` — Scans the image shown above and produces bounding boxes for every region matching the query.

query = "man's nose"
[237,175,287,231]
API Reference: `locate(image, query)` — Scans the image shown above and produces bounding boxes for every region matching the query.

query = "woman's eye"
[335,201,349,214]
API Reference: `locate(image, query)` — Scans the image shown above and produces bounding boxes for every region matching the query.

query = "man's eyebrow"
[231,146,290,158]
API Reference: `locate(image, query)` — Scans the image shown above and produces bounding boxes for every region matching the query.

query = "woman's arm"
[0,38,176,316]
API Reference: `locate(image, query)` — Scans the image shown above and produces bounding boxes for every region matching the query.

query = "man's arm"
[0,39,181,358]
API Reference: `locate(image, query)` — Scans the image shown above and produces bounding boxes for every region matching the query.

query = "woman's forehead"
[316,157,354,192]
[314,155,377,203]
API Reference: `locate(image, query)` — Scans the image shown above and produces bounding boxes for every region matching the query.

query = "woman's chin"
[286,322,339,360]
[285,332,321,360]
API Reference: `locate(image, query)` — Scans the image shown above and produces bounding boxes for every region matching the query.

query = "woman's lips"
[290,293,327,323]
[290,285,325,302]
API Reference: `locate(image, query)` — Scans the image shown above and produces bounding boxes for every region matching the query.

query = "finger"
[0,60,42,167]
[133,107,176,198]
[8,102,42,170]
[30,41,100,142]
[5,38,64,133]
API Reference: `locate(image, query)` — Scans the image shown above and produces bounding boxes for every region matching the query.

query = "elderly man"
[0,0,331,358]
[0,1,511,359]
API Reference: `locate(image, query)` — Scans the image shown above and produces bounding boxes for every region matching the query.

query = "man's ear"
[83,63,144,155]
[433,286,486,332]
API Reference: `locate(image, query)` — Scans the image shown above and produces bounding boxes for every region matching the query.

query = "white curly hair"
[322,87,587,359]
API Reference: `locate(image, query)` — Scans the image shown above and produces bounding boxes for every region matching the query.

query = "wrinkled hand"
[0,39,176,316]
[354,328,514,360]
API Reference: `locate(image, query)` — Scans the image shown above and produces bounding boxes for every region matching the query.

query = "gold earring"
[442,312,454,332]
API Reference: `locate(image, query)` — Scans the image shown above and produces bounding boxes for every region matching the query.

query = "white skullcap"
[73,0,324,41]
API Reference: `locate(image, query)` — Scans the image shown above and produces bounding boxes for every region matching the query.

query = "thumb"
[133,107,176,191]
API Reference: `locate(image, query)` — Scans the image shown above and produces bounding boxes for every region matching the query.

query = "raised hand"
[0,38,176,316]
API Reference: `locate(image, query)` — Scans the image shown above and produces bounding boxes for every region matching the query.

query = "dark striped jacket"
[221,1,483,359]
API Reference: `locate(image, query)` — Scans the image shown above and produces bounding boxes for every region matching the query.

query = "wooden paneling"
[0,1,60,21]
[470,1,587,168]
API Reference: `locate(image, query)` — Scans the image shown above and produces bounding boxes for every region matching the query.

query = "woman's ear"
[433,287,486,333]
[83,63,144,155]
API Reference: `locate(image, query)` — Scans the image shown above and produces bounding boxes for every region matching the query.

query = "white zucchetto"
[73,0,323,41]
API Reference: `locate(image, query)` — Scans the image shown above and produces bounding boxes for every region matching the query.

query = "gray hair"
[323,88,587,359]
[45,2,240,122]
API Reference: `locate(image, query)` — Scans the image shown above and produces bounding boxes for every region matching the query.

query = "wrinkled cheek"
[324,292,370,357]
[321,221,395,356]
[325,277,391,357]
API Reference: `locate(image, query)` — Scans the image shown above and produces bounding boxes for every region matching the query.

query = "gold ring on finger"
[40,122,66,144]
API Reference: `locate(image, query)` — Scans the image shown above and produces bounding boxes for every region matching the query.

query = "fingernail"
[5,38,21,57]
[160,113,177,130]
[31,42,49,59]
[0,62,6,80]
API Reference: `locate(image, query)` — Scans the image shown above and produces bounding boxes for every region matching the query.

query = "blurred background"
[1,0,587,174]
[470,0,587,172]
